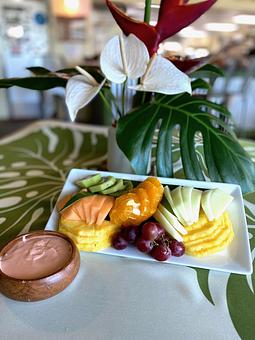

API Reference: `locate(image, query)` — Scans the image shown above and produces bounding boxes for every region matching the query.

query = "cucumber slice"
[76,174,102,188]
[123,180,133,191]
[110,180,133,197]
[101,179,125,194]
[89,176,117,193]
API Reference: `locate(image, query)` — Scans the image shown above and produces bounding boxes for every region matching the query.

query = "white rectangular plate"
[46,169,253,275]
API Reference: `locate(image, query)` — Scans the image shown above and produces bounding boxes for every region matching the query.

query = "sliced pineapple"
[59,218,120,252]
[183,211,234,257]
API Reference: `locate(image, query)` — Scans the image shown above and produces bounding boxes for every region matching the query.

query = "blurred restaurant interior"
[0,0,254,137]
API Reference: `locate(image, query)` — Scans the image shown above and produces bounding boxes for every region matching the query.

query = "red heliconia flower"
[106,0,217,56]
[167,56,209,73]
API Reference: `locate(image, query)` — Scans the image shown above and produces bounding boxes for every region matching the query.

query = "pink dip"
[0,235,72,280]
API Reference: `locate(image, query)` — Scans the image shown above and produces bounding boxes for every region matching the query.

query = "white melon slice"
[153,209,183,242]
[171,186,193,225]
[181,186,194,223]
[201,190,215,221]
[164,186,186,226]
[158,204,187,235]
[210,189,233,219]
[191,188,202,223]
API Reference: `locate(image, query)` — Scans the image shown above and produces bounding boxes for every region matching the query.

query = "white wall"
[0,0,52,119]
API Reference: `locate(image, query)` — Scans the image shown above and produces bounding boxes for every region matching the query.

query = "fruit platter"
[46,169,252,274]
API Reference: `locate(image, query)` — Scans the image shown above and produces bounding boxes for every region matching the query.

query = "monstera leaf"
[116,93,255,193]
[0,124,107,248]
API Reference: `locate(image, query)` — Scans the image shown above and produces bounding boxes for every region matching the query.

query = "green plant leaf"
[227,258,255,340]
[192,64,225,77]
[27,67,51,75]
[0,76,67,90]
[0,65,103,90]
[191,64,224,86]
[56,66,104,83]
[193,268,215,305]
[191,78,211,91]
[156,112,174,177]
[116,94,255,193]
[117,103,160,174]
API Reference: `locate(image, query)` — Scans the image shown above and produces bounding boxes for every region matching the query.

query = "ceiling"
[214,0,255,12]
[112,0,255,12]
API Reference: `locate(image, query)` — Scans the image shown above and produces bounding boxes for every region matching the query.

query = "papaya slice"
[60,194,115,226]
[57,194,73,211]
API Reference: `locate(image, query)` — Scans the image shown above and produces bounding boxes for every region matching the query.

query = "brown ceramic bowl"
[0,231,80,302]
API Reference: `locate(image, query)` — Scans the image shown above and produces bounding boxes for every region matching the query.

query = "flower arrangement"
[1,0,255,193]
[66,34,191,120]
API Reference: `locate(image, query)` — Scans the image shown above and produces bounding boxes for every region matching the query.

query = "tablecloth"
[0,120,254,340]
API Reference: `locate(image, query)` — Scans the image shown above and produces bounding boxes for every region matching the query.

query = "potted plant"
[1,0,254,193]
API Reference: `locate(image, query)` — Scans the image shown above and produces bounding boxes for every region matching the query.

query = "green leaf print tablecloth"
[0,120,254,340]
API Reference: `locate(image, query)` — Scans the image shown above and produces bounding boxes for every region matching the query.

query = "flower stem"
[122,79,127,116]
[144,0,152,24]
[142,92,146,104]
[99,91,112,112]
[99,90,121,120]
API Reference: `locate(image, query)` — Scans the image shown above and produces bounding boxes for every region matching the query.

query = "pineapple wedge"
[59,218,120,252]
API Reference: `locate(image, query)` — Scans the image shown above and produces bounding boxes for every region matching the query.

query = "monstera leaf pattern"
[0,121,107,247]
[0,121,255,339]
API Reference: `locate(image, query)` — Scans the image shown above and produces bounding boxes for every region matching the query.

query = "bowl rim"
[0,230,78,282]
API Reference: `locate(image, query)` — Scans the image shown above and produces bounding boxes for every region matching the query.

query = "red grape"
[170,240,185,257]
[112,232,128,250]
[136,238,153,253]
[154,223,165,237]
[121,226,138,243]
[142,222,159,241]
[155,233,169,246]
[151,244,171,261]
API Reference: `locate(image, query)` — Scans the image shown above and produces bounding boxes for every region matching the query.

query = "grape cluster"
[112,221,185,261]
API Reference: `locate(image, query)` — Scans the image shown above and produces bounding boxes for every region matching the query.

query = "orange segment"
[137,178,164,213]
[110,177,163,227]
[110,193,140,226]
[135,188,150,217]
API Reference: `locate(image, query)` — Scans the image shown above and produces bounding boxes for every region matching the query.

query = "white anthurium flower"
[100,33,150,84]
[130,54,192,95]
[65,66,105,121]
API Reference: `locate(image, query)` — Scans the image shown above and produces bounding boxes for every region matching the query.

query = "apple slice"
[171,186,193,225]
[181,186,194,223]
[210,189,233,219]
[153,209,183,242]
[191,188,202,223]
[201,190,214,221]
[164,186,186,225]
[158,204,187,235]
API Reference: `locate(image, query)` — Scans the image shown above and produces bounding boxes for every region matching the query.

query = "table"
[0,120,254,340]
